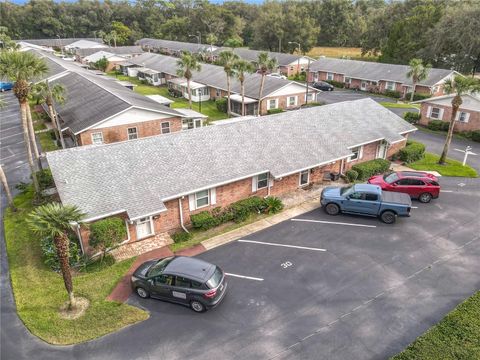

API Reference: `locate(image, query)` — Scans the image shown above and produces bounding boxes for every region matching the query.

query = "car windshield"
[206,267,223,289]
[340,185,353,196]
[147,257,174,277]
[383,173,399,184]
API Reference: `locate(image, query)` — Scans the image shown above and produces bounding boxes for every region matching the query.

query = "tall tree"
[28,203,85,309]
[176,51,201,109]
[407,58,431,102]
[256,52,278,116]
[26,103,42,170]
[0,51,48,195]
[233,59,255,116]
[31,81,66,149]
[438,76,480,165]
[218,50,240,117]
[0,165,16,211]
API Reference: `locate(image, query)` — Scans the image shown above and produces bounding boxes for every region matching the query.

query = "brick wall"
[77,116,182,145]
[419,102,480,132]
[261,91,311,114]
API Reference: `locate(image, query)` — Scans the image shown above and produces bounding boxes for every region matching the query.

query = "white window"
[182,118,203,130]
[216,88,221,97]
[161,122,170,134]
[344,77,351,84]
[457,111,469,123]
[430,107,441,119]
[361,81,367,90]
[91,132,103,145]
[195,119,202,128]
[267,99,278,110]
[195,189,210,208]
[136,217,153,239]
[288,96,297,107]
[305,93,314,102]
[257,173,269,190]
[299,170,309,186]
[127,127,138,140]
[348,146,363,162]
[386,81,396,91]
[327,72,334,81]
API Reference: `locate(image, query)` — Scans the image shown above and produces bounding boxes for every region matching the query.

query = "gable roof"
[17,38,104,48]
[47,98,415,222]
[415,93,480,112]
[51,71,183,134]
[83,51,127,63]
[75,46,144,58]
[129,52,310,99]
[309,58,456,87]
[216,47,310,66]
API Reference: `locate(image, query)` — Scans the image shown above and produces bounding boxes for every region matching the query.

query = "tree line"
[1,0,479,72]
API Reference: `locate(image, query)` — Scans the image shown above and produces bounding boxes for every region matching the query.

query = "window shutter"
[427,106,432,118]
[269,177,274,188]
[455,111,459,121]
[359,146,364,159]
[252,176,258,192]
[210,188,216,205]
[464,113,470,123]
[439,108,444,120]
[188,194,196,211]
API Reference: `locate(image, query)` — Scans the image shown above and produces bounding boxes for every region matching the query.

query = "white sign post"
[454,146,477,166]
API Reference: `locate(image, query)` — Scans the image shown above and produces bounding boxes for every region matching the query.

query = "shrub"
[405,92,431,101]
[36,169,54,191]
[428,120,446,131]
[89,217,127,257]
[302,101,325,108]
[325,80,344,88]
[41,234,81,271]
[190,211,220,230]
[397,140,426,163]
[403,112,421,124]
[351,159,391,180]
[229,196,266,222]
[384,90,401,99]
[469,130,480,142]
[267,108,284,115]
[263,196,284,214]
[171,231,193,243]
[345,169,359,182]
[215,98,227,113]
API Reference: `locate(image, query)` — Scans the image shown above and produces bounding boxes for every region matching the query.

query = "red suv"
[368,171,440,203]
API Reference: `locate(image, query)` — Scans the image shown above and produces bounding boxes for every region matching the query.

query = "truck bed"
[382,191,412,207]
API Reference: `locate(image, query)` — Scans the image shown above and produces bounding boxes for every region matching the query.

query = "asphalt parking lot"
[316,89,394,105]
[122,177,480,360]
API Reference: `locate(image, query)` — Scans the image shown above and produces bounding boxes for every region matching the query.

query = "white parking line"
[440,190,454,193]
[224,273,264,281]
[291,218,377,228]
[411,206,418,209]
[238,239,326,252]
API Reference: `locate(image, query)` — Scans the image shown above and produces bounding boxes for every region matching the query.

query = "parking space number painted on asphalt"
[281,261,293,269]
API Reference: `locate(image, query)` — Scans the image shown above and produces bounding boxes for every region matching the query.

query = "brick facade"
[261,91,311,114]
[419,102,480,132]
[76,116,182,145]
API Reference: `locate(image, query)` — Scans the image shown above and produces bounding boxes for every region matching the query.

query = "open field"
[307,47,378,61]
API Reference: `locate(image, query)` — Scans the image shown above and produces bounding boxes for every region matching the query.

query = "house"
[308,58,459,98]
[416,94,480,132]
[17,38,104,50]
[137,38,311,76]
[82,51,128,72]
[124,52,318,115]
[64,39,108,51]
[46,98,415,253]
[74,46,144,62]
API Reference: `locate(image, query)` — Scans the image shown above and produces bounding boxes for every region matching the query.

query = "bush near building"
[351,159,391,181]
[397,140,426,163]
[403,112,421,124]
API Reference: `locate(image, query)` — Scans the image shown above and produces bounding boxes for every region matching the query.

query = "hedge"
[190,196,283,231]
[384,90,402,99]
[215,98,227,113]
[171,231,193,243]
[89,217,127,254]
[267,108,284,115]
[428,120,450,132]
[403,112,421,124]
[325,80,344,88]
[405,92,431,101]
[41,233,81,271]
[397,140,426,163]
[351,159,391,181]
[345,169,359,182]
[469,130,480,142]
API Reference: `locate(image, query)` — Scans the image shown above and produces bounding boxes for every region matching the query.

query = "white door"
[377,141,388,159]
[136,218,153,239]
[361,81,367,91]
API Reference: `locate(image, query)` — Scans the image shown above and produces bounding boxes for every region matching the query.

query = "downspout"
[267,174,272,197]
[72,222,85,255]
[178,197,189,233]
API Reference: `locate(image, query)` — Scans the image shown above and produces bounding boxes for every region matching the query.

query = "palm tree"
[256,52,278,116]
[28,203,85,309]
[31,81,66,149]
[407,58,431,102]
[176,52,201,109]
[25,104,42,170]
[0,51,47,195]
[438,75,480,164]
[233,59,255,116]
[0,165,16,211]
[218,50,240,117]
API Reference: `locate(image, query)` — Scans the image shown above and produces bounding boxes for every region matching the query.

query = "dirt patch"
[59,297,90,320]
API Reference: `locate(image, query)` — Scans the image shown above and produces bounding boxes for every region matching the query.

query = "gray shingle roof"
[18,38,103,47]
[309,58,455,87]
[51,71,183,134]
[75,46,144,58]
[217,48,307,66]
[47,98,415,221]
[129,52,303,99]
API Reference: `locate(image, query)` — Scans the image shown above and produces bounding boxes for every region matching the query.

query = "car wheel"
[136,287,149,299]
[190,300,206,313]
[419,192,432,203]
[325,203,340,215]
[380,210,396,224]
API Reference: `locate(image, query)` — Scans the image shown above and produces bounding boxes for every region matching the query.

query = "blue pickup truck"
[320,184,412,224]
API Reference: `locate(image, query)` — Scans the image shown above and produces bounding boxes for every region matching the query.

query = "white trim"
[161,121,171,134]
[347,137,384,149]
[256,172,269,190]
[326,72,334,81]
[135,216,154,240]
[400,128,417,135]
[83,210,127,223]
[299,169,310,187]
[274,156,348,178]
[194,189,210,209]
[127,126,138,140]
[266,98,279,110]
[129,208,168,221]
[74,107,133,135]
[347,145,362,162]
[91,131,104,145]
[210,187,216,205]
[287,95,298,107]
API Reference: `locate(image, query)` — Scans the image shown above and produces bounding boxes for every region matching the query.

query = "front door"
[377,141,388,159]
[360,81,367,91]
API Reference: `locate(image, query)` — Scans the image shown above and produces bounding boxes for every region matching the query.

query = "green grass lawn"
[108,73,227,121]
[391,291,480,360]
[379,101,420,109]
[3,189,148,345]
[31,110,60,153]
[409,152,478,177]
